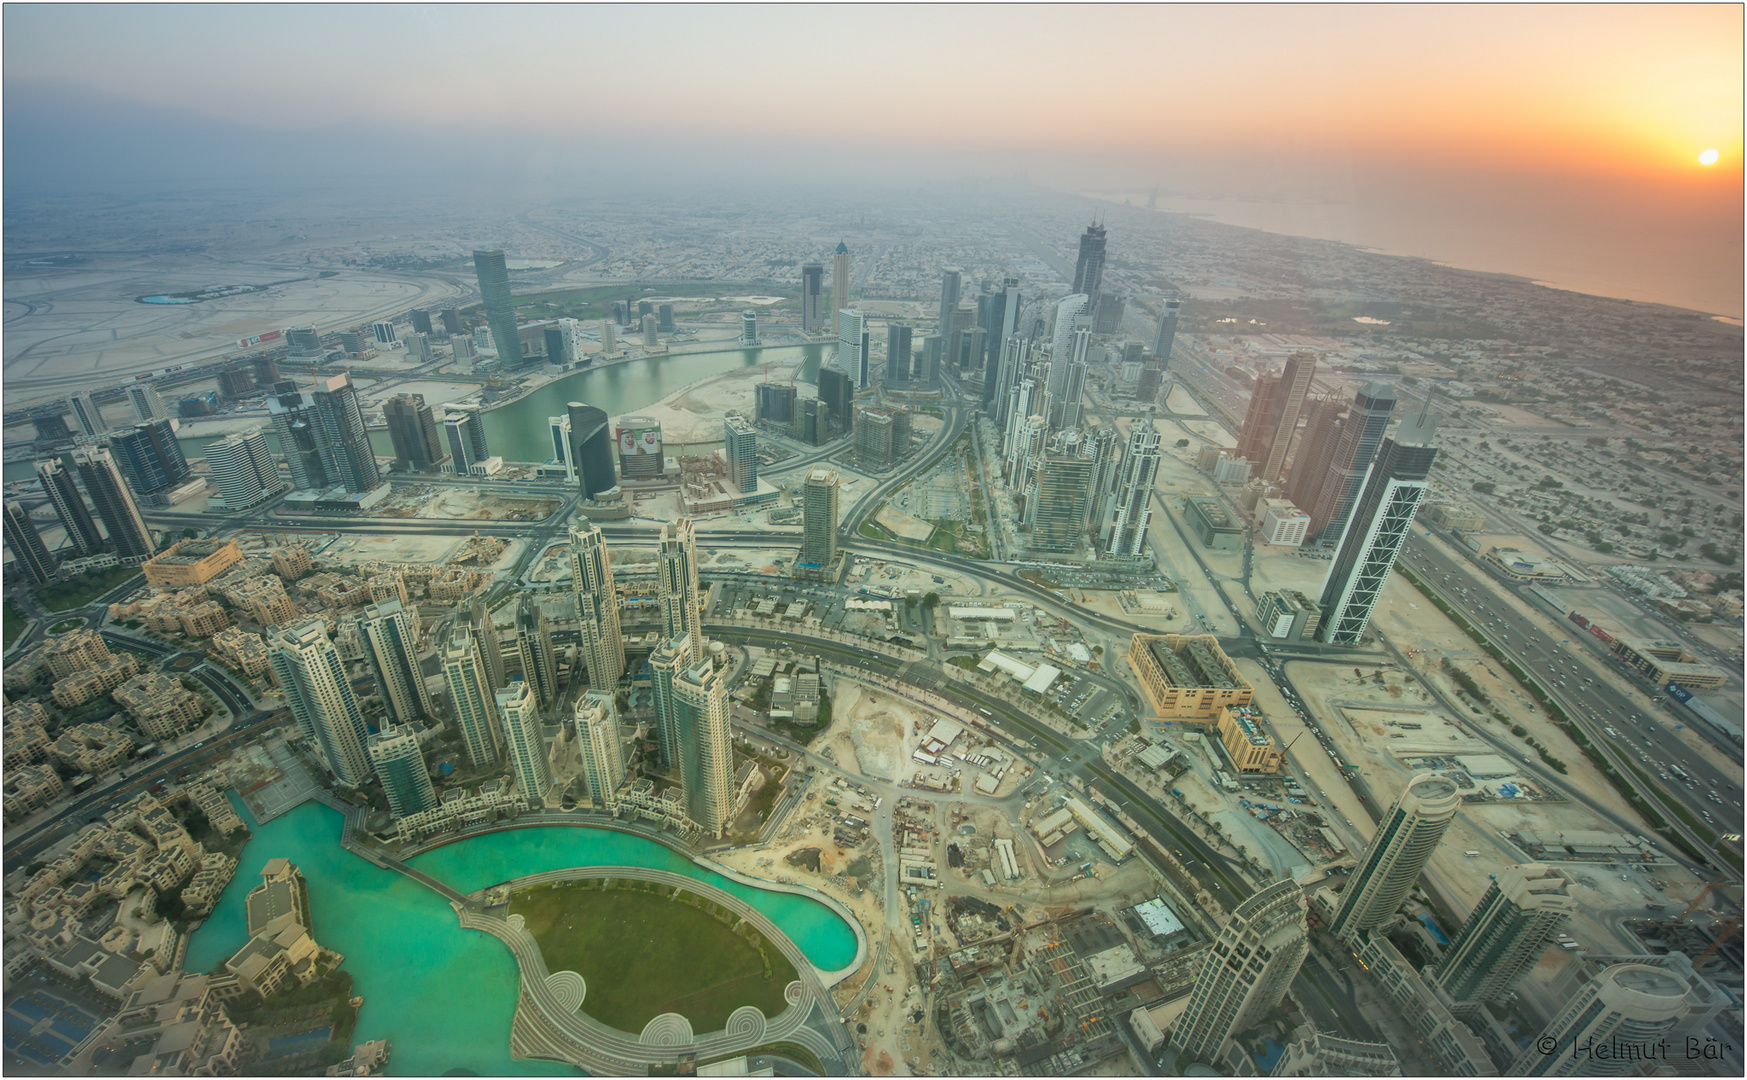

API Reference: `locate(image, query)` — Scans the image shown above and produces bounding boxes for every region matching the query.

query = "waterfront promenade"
[458,866,859,1075]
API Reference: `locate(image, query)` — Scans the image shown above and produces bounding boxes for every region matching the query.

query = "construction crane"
[1695,916,1742,969]
[1680,879,1734,920]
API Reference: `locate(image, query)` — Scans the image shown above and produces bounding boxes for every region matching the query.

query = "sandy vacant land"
[630,362,797,446]
[318,534,464,566]
[5,260,459,403]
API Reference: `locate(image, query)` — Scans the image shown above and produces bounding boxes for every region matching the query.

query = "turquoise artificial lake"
[183,796,857,1076]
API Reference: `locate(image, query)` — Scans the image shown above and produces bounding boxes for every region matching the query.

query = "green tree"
[1472,481,1496,495]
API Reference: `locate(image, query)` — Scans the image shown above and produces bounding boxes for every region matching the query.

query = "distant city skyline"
[3,5,1739,317]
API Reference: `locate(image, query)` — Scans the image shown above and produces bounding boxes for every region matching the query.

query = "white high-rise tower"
[657,518,703,659]
[268,618,373,787]
[569,517,626,690]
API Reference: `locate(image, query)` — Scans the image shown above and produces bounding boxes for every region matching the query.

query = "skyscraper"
[547,414,576,483]
[569,517,626,690]
[4,501,57,585]
[463,596,506,692]
[1058,329,1091,430]
[438,624,502,769]
[367,725,438,820]
[73,447,152,564]
[383,393,448,472]
[1172,879,1309,1066]
[816,365,855,432]
[658,518,704,659]
[799,467,839,570]
[1329,771,1461,939]
[495,680,552,802]
[981,279,1022,408]
[360,599,434,725]
[938,268,962,330]
[440,308,464,336]
[574,691,626,806]
[1051,294,1090,361]
[739,310,758,346]
[68,393,104,437]
[641,315,658,347]
[514,595,559,712]
[565,402,616,498]
[1072,222,1107,301]
[886,323,913,383]
[831,241,851,324]
[1152,296,1181,362]
[110,419,191,495]
[599,318,616,355]
[267,383,331,493]
[1031,433,1094,555]
[36,458,103,556]
[1235,352,1317,484]
[1101,418,1161,557]
[1506,964,1692,1077]
[312,374,381,493]
[203,429,282,511]
[127,385,168,423]
[473,250,521,370]
[443,409,490,476]
[1431,864,1574,1009]
[649,635,691,770]
[1307,381,1398,543]
[1317,411,1439,646]
[269,618,373,787]
[992,335,1029,426]
[723,415,758,494]
[1284,397,1344,513]
[674,655,733,837]
[836,309,867,388]
[800,262,826,333]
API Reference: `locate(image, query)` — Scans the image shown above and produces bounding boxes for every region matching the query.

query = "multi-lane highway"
[1400,534,1743,872]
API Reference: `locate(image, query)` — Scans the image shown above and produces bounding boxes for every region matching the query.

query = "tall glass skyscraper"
[800,262,826,333]
[439,624,503,769]
[4,501,58,585]
[473,249,522,366]
[360,599,434,725]
[1318,411,1440,646]
[569,517,625,691]
[73,447,152,563]
[37,457,103,556]
[495,681,552,802]
[1329,771,1460,939]
[110,419,190,495]
[311,374,380,493]
[1072,222,1107,300]
[269,618,373,787]
[367,725,438,820]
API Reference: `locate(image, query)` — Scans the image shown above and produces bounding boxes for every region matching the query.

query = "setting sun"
[1699,148,1720,165]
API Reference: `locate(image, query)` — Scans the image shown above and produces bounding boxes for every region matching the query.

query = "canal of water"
[4,344,826,485]
[182,796,856,1076]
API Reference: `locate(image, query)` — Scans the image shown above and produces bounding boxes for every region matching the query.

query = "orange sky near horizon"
[6,4,1739,187]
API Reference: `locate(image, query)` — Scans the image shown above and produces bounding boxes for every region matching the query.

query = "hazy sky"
[5,4,1742,312]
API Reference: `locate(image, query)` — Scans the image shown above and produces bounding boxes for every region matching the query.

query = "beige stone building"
[3,764,64,820]
[42,629,114,679]
[225,575,298,625]
[211,625,270,677]
[113,672,209,741]
[271,544,313,581]
[49,723,135,775]
[367,572,410,606]
[4,704,52,764]
[1216,705,1284,774]
[50,654,141,708]
[142,538,244,588]
[1127,634,1254,720]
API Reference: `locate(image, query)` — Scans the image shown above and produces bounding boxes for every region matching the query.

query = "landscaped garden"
[510,878,798,1034]
[31,565,140,612]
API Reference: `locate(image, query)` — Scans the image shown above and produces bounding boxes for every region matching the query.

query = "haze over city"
[0,5,1741,1080]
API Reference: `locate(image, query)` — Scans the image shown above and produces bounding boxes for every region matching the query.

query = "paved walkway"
[456,866,859,1074]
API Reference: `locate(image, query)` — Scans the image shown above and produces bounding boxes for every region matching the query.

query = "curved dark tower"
[566,402,617,498]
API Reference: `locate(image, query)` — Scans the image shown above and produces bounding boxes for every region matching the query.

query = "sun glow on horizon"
[1699,148,1720,165]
